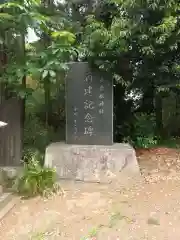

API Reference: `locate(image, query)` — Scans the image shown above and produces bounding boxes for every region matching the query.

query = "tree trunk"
[44,76,51,127]
[141,84,154,114]
[20,34,26,129]
[0,30,8,103]
[41,0,53,127]
[154,91,164,141]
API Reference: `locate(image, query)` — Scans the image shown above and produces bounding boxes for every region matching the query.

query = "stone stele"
[44,142,141,184]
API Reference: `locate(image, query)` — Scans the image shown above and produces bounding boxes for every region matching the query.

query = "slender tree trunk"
[41,31,52,127]
[20,34,26,129]
[141,84,154,114]
[0,31,8,103]
[21,74,26,128]
[16,33,26,160]
[41,0,53,127]
[44,75,51,127]
[154,91,164,142]
[87,0,93,14]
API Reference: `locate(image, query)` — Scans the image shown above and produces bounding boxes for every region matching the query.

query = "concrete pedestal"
[44,142,140,184]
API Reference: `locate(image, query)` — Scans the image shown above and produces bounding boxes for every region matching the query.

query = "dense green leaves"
[51,31,76,44]
[1,0,180,147]
[82,0,180,89]
[0,0,76,94]
[13,157,57,197]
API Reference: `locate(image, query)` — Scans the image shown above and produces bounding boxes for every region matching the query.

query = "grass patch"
[80,225,103,240]
[108,211,126,228]
[88,227,99,237]
[108,209,134,228]
[13,156,62,198]
[30,231,45,240]
[158,138,180,149]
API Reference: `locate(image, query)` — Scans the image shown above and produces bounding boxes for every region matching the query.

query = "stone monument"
[66,62,113,145]
[45,62,140,185]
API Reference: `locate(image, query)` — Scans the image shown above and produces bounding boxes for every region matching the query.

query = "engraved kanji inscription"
[66,62,113,145]
[73,107,78,116]
[100,85,104,91]
[99,101,104,107]
[85,74,93,83]
[84,100,95,110]
[84,113,94,123]
[84,126,94,136]
[99,93,104,99]
[100,77,104,83]
[99,109,104,114]
[84,86,92,96]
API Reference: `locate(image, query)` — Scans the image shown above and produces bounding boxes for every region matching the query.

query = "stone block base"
[44,142,140,184]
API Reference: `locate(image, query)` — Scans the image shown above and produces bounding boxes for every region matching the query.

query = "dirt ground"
[1,148,180,240]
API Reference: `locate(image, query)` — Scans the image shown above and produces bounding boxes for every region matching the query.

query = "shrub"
[133,113,157,148]
[134,113,156,137]
[124,113,157,148]
[23,148,44,165]
[24,113,55,155]
[13,153,58,197]
[134,136,157,148]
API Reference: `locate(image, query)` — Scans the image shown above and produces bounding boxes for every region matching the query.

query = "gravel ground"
[0,147,180,240]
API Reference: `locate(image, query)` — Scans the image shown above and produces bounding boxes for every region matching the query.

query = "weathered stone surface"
[0,167,22,182]
[44,142,140,184]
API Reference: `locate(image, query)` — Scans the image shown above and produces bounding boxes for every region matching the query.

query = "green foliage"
[51,31,76,44]
[0,0,76,99]
[157,137,180,149]
[1,0,180,152]
[23,87,65,159]
[80,0,180,143]
[133,114,157,148]
[24,113,55,154]
[83,0,180,86]
[123,113,157,148]
[27,41,76,83]
[13,154,57,197]
[134,136,157,149]
[134,113,156,138]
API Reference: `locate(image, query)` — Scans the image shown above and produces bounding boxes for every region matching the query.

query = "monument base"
[44,142,141,185]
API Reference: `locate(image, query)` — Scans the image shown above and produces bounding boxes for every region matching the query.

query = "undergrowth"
[13,152,61,198]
